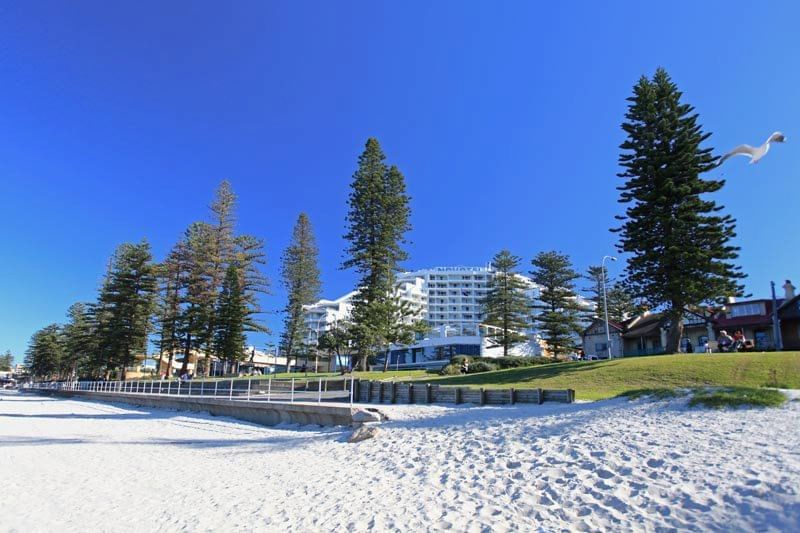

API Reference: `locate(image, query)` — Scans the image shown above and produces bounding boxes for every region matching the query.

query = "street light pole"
[602,255,618,359]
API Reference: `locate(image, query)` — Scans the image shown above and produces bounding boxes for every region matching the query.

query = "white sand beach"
[1,390,799,531]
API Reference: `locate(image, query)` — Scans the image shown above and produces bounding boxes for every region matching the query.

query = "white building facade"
[303,265,550,364]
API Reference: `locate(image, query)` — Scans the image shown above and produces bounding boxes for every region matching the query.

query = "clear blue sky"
[2,1,799,362]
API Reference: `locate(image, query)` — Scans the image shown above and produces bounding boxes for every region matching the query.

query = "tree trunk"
[665,308,684,354]
[180,333,191,375]
[382,347,390,372]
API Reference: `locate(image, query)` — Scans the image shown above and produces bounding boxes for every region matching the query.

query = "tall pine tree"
[615,68,745,353]
[482,250,531,356]
[280,213,321,367]
[25,324,64,379]
[214,264,246,366]
[342,138,415,371]
[584,266,643,324]
[62,303,96,379]
[95,241,158,379]
[531,251,584,357]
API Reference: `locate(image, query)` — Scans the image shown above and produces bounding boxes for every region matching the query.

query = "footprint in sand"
[646,458,664,468]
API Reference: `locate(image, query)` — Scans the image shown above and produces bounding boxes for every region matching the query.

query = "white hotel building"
[303,265,547,364]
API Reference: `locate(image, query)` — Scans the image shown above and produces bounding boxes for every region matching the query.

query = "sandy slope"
[1,390,798,532]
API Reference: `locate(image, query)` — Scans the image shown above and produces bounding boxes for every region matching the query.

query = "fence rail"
[28,377,356,405]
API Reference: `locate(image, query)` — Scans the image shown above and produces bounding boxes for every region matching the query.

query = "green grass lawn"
[417,352,800,401]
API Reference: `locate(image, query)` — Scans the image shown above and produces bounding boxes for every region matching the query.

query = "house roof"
[582,318,624,335]
[622,313,666,339]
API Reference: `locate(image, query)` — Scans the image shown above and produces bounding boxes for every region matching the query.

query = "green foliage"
[689,387,787,409]
[615,68,745,353]
[439,363,463,375]
[25,324,65,378]
[280,213,322,360]
[317,321,353,374]
[62,303,97,377]
[531,251,584,356]
[0,350,14,371]
[482,250,531,356]
[94,241,158,378]
[468,361,497,373]
[342,138,415,370]
[214,264,247,364]
[584,266,644,323]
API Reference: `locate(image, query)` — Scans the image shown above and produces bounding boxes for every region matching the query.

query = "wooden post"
[455,387,461,404]
[367,380,373,402]
[568,389,575,403]
[537,388,544,405]
[391,382,397,404]
[479,388,485,406]
[426,383,432,404]
[408,384,414,404]
[509,388,516,405]
[378,382,384,403]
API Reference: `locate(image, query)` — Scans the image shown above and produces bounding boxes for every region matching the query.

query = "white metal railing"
[27,376,356,406]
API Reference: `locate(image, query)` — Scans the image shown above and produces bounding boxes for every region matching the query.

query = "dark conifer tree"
[342,138,416,371]
[280,213,322,367]
[62,303,96,378]
[95,241,158,379]
[615,68,745,353]
[214,264,246,366]
[531,251,584,357]
[24,324,64,379]
[482,250,531,356]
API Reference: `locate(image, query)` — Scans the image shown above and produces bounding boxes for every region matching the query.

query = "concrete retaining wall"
[43,390,359,427]
[356,380,575,405]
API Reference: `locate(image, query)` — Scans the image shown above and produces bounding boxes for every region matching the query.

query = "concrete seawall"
[41,390,362,427]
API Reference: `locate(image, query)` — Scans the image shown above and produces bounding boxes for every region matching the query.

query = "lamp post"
[602,255,618,359]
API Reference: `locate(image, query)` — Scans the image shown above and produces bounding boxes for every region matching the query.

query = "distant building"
[583,297,788,357]
[302,264,589,365]
[582,318,624,358]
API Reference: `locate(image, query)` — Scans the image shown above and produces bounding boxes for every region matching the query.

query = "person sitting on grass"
[732,330,745,352]
[460,359,469,374]
[717,330,734,352]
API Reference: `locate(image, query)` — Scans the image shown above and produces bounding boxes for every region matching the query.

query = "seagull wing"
[719,144,757,164]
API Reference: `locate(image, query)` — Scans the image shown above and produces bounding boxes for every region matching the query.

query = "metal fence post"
[159,381,162,395]
[177,380,181,396]
[214,380,218,398]
[267,378,271,402]
[317,378,322,403]
[188,381,192,396]
[167,380,171,395]
[200,381,204,397]
[247,378,251,401]
[229,379,233,400]
[291,378,295,403]
[349,376,354,405]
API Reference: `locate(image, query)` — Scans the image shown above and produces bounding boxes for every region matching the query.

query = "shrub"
[490,356,553,369]
[439,364,462,375]
[467,361,497,373]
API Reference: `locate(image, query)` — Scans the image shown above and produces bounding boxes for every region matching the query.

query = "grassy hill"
[424,352,800,400]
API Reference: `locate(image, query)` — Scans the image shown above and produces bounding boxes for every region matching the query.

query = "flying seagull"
[719,131,786,165]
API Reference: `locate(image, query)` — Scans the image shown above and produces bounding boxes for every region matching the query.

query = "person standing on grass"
[685,339,693,354]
